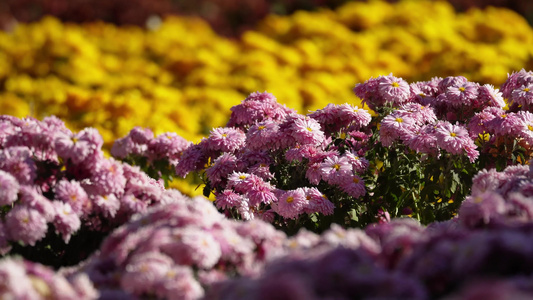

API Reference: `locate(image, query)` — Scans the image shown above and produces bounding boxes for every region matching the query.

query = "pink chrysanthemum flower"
[491,112,523,138]
[478,84,505,108]
[275,189,306,219]
[320,155,352,185]
[517,111,533,144]
[205,153,238,185]
[237,198,257,220]
[227,92,296,128]
[54,179,90,216]
[215,189,243,210]
[467,107,502,137]
[247,163,274,181]
[435,122,476,156]
[121,252,173,296]
[0,170,19,206]
[156,265,204,300]
[511,84,533,107]
[247,180,277,206]
[338,104,372,129]
[246,120,281,151]
[165,227,222,269]
[5,206,48,246]
[344,152,370,174]
[0,146,37,185]
[377,74,412,106]
[339,174,366,198]
[94,194,121,218]
[379,112,416,146]
[90,158,127,197]
[206,127,246,153]
[55,128,103,164]
[120,193,149,214]
[52,201,81,243]
[410,81,438,105]
[289,116,325,146]
[405,124,438,155]
[148,132,191,164]
[19,185,56,222]
[443,81,479,108]
[305,162,322,185]
[111,127,152,159]
[500,69,533,99]
[438,76,468,93]
[302,187,334,215]
[227,171,251,190]
[399,103,438,125]
[354,76,384,110]
[175,144,207,178]
[459,191,506,227]
[471,169,505,195]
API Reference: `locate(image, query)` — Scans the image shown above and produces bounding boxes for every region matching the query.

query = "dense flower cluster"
[2,0,533,161]
[169,91,372,232]
[0,256,98,299]
[0,115,173,266]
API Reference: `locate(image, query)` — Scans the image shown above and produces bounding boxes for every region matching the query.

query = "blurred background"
[1,0,532,195]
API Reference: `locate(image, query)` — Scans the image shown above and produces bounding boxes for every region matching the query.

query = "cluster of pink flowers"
[111,126,191,170]
[0,256,98,299]
[0,115,173,264]
[173,92,372,226]
[80,195,288,300]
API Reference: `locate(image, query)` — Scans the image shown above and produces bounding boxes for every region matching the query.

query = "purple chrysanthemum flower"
[438,76,468,93]
[320,155,352,185]
[205,153,238,185]
[0,170,19,206]
[334,103,372,131]
[5,206,48,246]
[399,103,438,125]
[377,74,412,106]
[410,81,439,105]
[339,174,366,198]
[206,127,246,153]
[275,189,306,219]
[54,179,90,216]
[52,201,81,243]
[227,92,295,128]
[155,265,204,300]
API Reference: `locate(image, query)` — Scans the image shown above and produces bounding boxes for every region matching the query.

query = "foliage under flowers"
[0,115,175,267]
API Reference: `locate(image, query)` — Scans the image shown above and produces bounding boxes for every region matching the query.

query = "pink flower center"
[395,117,403,123]
[450,132,457,137]
[391,82,400,88]
[286,196,294,203]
